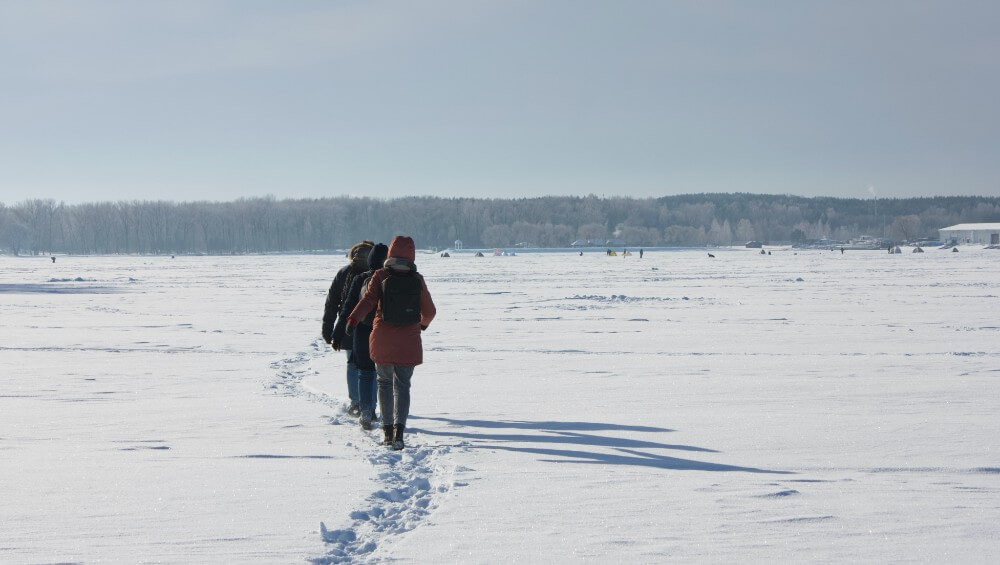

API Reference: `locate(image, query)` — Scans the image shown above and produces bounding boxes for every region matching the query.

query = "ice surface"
[1,248,998,563]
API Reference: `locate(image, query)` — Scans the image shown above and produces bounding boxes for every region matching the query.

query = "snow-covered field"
[2,247,998,563]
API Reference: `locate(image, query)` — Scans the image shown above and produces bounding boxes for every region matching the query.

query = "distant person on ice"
[322,240,374,417]
[332,243,389,431]
[348,235,436,450]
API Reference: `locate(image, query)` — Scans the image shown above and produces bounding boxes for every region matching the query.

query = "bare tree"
[577,222,607,242]
[889,215,922,242]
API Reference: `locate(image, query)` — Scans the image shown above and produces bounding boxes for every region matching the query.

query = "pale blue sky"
[1,0,997,203]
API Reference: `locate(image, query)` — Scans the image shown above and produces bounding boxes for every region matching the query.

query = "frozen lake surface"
[2,248,999,563]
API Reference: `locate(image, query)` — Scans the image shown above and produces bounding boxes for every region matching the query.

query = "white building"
[939,223,1000,245]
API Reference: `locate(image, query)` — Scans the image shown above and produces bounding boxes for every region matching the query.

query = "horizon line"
[4,191,999,207]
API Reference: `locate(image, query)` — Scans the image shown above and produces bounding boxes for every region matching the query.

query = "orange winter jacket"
[349,236,436,367]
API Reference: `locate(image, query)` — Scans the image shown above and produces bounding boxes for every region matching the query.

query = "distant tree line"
[1,194,998,256]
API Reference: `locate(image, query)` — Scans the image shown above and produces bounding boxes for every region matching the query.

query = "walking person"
[331,243,388,430]
[348,236,436,450]
[322,240,374,416]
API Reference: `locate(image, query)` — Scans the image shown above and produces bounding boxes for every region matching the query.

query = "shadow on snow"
[409,416,791,475]
[0,283,122,294]
[410,416,673,433]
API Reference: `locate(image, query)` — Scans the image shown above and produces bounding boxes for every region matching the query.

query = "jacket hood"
[350,240,374,259]
[349,240,374,271]
[387,236,416,262]
[367,243,389,271]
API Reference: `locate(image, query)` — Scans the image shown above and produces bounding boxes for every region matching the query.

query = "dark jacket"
[321,242,374,343]
[322,264,353,343]
[349,236,436,367]
[332,243,389,370]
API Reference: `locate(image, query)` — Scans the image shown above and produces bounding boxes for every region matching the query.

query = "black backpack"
[381,271,422,325]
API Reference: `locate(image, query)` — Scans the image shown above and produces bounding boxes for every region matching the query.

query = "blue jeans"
[358,368,377,418]
[376,364,414,427]
[344,349,360,405]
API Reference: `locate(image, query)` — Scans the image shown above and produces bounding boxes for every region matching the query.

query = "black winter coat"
[321,263,363,343]
[332,270,376,371]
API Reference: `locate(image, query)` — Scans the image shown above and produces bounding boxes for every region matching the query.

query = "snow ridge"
[269,339,457,564]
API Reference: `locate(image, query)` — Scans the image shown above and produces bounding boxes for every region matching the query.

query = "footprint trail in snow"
[269,339,460,564]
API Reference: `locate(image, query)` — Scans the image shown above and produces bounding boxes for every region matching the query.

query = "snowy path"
[270,339,460,564]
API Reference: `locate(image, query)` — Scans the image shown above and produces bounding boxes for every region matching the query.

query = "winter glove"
[420,324,428,331]
[347,317,359,328]
[331,339,342,351]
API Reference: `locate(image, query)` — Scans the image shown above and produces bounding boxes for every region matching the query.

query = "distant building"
[939,223,1000,245]
[745,241,763,248]
[454,239,463,250]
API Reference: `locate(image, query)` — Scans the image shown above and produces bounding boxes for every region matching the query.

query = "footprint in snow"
[269,340,460,564]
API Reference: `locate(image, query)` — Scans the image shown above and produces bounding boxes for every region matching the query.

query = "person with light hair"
[322,240,374,416]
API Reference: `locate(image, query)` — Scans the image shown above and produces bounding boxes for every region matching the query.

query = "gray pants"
[376,363,414,427]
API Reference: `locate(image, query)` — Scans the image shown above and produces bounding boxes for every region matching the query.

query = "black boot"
[392,425,405,451]
[382,426,394,446]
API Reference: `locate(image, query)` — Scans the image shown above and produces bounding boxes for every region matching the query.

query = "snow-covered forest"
[2,194,999,255]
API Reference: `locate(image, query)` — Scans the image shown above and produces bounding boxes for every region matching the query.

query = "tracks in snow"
[317,445,456,563]
[269,339,459,564]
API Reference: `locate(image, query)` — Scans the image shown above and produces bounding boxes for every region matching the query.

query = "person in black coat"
[322,240,373,416]
[332,243,388,429]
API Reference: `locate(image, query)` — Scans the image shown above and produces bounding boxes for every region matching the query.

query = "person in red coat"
[348,235,436,449]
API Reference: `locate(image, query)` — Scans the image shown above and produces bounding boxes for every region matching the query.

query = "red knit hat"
[387,236,416,262]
